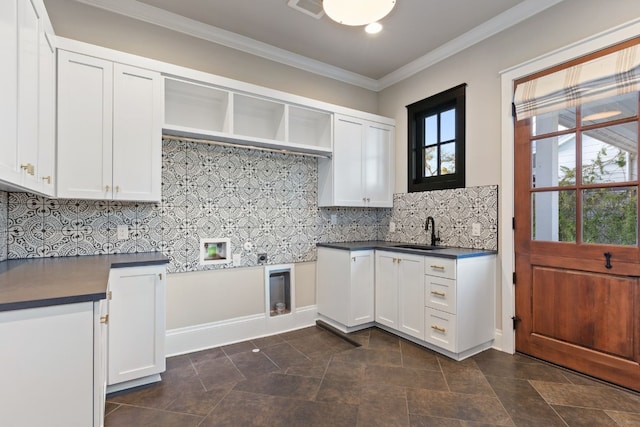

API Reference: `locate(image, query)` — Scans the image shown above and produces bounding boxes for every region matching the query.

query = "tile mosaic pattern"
[104,326,640,426]
[4,139,498,270]
[0,191,7,262]
[379,185,498,251]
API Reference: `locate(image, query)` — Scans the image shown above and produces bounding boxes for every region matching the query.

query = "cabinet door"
[108,266,166,385]
[332,115,365,206]
[37,30,55,196]
[375,251,398,328]
[349,251,374,326]
[112,63,162,201]
[94,300,108,427]
[17,0,40,189]
[57,50,113,199]
[398,254,426,340]
[316,247,351,326]
[364,122,394,207]
[0,0,20,185]
[0,303,94,426]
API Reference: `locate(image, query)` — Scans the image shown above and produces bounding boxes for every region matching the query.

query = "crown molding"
[73,0,380,90]
[377,0,564,90]
[73,0,563,92]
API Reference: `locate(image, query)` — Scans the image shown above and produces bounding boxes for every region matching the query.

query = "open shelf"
[162,76,334,156]
[164,78,229,133]
[288,105,332,149]
[233,94,285,141]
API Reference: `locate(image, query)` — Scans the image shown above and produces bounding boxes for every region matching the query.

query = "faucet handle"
[434,231,441,245]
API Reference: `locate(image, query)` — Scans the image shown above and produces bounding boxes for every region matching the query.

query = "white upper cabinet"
[0,0,56,196]
[57,50,162,201]
[163,77,333,157]
[0,0,19,185]
[112,64,162,201]
[318,114,394,207]
[37,30,56,195]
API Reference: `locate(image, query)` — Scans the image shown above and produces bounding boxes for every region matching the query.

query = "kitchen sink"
[393,244,439,251]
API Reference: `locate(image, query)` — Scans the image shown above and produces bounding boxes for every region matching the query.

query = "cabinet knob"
[352,257,356,262]
[20,164,35,175]
[115,185,120,193]
[105,185,110,192]
[41,176,51,184]
[100,314,109,324]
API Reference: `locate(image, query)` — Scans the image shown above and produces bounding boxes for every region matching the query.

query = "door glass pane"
[532,106,576,136]
[424,114,437,146]
[424,146,437,177]
[440,142,455,175]
[582,92,638,125]
[582,123,638,184]
[532,134,576,188]
[532,190,576,242]
[441,108,456,141]
[582,187,638,245]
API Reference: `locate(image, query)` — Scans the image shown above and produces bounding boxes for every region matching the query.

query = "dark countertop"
[0,252,169,312]
[317,241,497,259]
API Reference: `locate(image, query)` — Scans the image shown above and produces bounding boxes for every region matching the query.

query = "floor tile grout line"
[195,385,236,427]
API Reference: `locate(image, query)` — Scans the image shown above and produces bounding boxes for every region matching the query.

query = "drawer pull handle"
[431,325,446,333]
[41,176,51,184]
[430,291,446,297]
[430,265,445,270]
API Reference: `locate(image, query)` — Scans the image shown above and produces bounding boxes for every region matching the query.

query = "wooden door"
[514,90,640,391]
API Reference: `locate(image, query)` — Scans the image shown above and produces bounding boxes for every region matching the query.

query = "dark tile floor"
[105,326,640,426]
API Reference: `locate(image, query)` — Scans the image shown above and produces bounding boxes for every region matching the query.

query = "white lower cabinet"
[375,251,425,340]
[107,265,166,392]
[317,247,374,330]
[321,247,496,360]
[423,255,496,359]
[0,301,106,427]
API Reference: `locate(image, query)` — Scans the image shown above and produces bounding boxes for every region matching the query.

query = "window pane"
[424,114,437,146]
[582,123,638,184]
[424,146,437,177]
[582,92,638,125]
[532,190,576,242]
[532,106,576,136]
[582,187,637,245]
[532,134,576,188]
[441,108,456,141]
[440,142,455,175]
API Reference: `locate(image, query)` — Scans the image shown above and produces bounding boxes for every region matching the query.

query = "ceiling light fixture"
[323,0,396,26]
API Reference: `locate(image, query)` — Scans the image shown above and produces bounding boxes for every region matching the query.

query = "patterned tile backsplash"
[0,139,498,272]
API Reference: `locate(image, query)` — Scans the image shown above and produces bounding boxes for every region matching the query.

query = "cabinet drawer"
[424,308,457,353]
[425,256,456,279]
[425,276,456,314]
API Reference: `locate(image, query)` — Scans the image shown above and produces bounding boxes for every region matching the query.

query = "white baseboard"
[492,328,503,352]
[165,305,318,357]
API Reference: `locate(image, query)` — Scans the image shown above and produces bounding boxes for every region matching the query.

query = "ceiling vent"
[287,0,324,19]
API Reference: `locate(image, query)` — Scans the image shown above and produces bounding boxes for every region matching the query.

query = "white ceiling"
[69,0,564,90]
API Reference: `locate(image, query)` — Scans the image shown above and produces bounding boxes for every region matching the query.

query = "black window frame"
[407,83,466,192]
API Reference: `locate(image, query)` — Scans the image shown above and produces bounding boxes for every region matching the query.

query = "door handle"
[604,252,612,269]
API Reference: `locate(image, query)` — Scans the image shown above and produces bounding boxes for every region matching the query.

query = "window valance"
[514,44,640,121]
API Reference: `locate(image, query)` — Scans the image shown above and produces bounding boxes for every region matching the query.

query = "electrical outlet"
[471,223,482,236]
[389,221,396,232]
[117,225,129,240]
[233,254,241,265]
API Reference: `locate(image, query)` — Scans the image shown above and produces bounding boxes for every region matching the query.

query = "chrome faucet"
[425,216,440,246]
